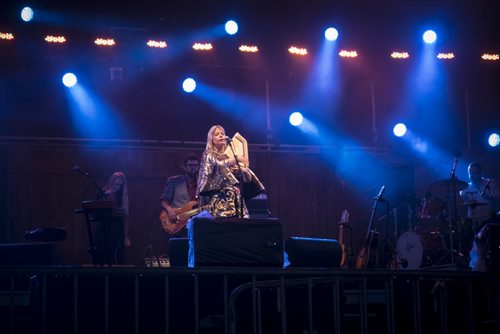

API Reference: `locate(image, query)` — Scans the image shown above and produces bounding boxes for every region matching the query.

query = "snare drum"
[395,229,446,269]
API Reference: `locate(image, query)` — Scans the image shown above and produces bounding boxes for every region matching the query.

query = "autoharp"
[224,132,249,167]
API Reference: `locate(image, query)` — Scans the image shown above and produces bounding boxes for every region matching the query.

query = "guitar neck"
[338,224,345,245]
[178,205,210,220]
[366,186,385,236]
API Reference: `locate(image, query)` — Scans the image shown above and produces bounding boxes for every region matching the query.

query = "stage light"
[193,43,213,51]
[225,20,238,35]
[146,40,167,48]
[44,35,66,44]
[324,27,339,41]
[393,123,407,137]
[62,73,77,88]
[288,46,308,56]
[391,51,410,59]
[94,38,115,46]
[437,52,454,59]
[239,45,259,53]
[182,78,196,93]
[481,53,499,61]
[0,32,14,40]
[423,30,437,44]
[488,133,500,147]
[21,7,34,22]
[339,50,358,58]
[289,112,303,126]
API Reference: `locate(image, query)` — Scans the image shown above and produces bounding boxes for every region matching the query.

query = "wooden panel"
[2,141,385,265]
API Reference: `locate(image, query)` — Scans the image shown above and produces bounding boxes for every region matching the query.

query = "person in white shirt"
[460,162,497,227]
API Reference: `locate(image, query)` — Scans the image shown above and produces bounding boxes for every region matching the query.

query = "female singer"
[196,125,264,218]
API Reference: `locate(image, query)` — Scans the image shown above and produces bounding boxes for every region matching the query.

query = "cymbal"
[428,178,468,193]
[462,201,488,208]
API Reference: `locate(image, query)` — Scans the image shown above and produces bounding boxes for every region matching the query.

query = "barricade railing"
[0,267,497,334]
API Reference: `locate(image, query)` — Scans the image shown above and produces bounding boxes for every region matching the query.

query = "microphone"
[451,157,459,177]
[224,136,232,142]
[73,163,89,176]
[450,151,461,177]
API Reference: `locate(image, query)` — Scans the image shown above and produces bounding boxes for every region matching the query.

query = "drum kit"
[393,177,477,269]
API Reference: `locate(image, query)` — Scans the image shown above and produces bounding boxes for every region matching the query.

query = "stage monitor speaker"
[169,238,189,267]
[25,227,67,242]
[247,193,271,219]
[285,237,341,268]
[0,242,56,266]
[187,217,283,267]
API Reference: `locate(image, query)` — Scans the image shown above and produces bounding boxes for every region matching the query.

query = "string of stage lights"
[2,7,498,61]
[1,29,499,61]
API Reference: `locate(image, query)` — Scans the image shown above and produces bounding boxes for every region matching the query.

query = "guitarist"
[159,154,200,237]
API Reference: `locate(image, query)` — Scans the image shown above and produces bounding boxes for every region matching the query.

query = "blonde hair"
[205,124,227,153]
[104,171,129,215]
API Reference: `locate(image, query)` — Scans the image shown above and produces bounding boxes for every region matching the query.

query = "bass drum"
[395,230,446,269]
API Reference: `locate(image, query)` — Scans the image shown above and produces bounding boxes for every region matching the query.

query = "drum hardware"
[395,157,471,269]
[418,193,449,231]
[428,178,468,194]
[462,201,488,209]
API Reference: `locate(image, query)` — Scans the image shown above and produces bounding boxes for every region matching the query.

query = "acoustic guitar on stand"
[160,201,210,235]
[355,186,385,269]
[338,210,350,268]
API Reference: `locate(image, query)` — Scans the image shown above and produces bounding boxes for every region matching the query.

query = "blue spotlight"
[393,123,407,137]
[182,78,196,93]
[62,73,78,88]
[225,20,238,35]
[324,27,339,41]
[488,133,500,147]
[289,112,304,126]
[21,7,34,22]
[423,30,437,44]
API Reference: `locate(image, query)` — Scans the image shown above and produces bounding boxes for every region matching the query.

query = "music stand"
[76,200,114,266]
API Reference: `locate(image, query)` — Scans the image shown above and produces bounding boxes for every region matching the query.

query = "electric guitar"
[338,210,350,268]
[355,186,385,269]
[160,201,210,235]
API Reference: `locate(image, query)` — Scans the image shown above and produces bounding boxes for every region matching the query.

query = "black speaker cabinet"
[187,217,283,267]
[0,242,56,266]
[285,237,341,268]
[169,238,189,267]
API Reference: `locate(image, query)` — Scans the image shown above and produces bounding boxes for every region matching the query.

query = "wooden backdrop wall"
[1,139,399,266]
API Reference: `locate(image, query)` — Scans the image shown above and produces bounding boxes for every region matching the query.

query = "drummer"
[459,162,497,228]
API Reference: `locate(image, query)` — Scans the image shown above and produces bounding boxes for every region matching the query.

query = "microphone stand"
[448,157,460,264]
[226,139,245,219]
[376,196,392,268]
[74,165,105,199]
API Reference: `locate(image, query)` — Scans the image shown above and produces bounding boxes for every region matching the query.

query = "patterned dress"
[197,150,264,218]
